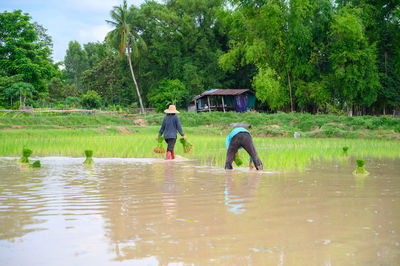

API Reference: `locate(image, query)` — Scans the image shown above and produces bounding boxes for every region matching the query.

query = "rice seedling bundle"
[30,160,41,168]
[234,152,243,166]
[19,148,32,163]
[83,150,94,164]
[153,136,166,154]
[180,138,193,154]
[353,158,369,175]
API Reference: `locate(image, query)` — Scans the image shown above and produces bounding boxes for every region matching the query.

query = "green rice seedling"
[19,148,32,163]
[2,127,400,170]
[153,136,166,154]
[343,146,349,154]
[353,159,369,175]
[180,137,193,154]
[83,150,94,164]
[234,152,243,166]
[30,160,41,168]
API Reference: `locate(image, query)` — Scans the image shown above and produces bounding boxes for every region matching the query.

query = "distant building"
[191,89,256,113]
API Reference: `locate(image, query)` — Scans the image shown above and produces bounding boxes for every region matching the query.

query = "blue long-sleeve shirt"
[158,114,184,139]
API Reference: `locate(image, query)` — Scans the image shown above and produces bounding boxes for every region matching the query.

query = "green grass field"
[1,127,399,170]
[1,111,400,170]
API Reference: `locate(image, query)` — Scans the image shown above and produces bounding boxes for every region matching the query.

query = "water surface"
[0,157,399,265]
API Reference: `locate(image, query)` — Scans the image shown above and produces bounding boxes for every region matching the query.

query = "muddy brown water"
[0,157,399,265]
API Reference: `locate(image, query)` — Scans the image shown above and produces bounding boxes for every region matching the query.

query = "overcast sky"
[1,0,149,63]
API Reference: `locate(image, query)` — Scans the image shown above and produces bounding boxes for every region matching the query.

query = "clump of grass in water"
[234,152,243,166]
[83,150,94,164]
[153,136,166,154]
[180,137,193,154]
[343,146,349,154]
[30,160,41,168]
[19,148,32,163]
[353,159,369,175]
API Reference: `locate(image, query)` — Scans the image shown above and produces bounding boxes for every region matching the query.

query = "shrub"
[81,91,102,109]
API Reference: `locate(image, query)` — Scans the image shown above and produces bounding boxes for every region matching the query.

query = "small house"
[192,89,256,113]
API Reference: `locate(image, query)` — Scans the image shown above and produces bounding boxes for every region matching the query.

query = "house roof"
[192,89,254,101]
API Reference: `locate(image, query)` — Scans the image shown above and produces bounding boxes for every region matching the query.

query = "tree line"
[0,0,399,115]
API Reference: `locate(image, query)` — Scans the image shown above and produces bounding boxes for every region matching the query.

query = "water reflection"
[0,157,399,265]
[0,163,47,241]
[224,170,262,214]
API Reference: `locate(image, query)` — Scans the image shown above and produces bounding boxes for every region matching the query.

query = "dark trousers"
[225,132,263,170]
[165,138,176,152]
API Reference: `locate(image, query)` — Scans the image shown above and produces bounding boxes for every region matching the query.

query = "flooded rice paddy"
[0,156,399,265]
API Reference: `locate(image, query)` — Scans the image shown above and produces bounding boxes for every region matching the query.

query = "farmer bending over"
[156,105,186,160]
[225,127,263,170]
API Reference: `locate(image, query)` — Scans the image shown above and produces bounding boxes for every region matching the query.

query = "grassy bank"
[1,110,400,139]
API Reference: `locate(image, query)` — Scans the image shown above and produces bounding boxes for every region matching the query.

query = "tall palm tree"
[106,0,146,114]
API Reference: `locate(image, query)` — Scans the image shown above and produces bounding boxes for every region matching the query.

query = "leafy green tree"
[47,77,66,100]
[328,5,380,115]
[84,42,108,69]
[347,0,400,114]
[0,10,56,92]
[252,66,288,110]
[106,0,146,114]
[10,82,36,107]
[0,74,23,107]
[64,41,89,90]
[65,96,81,108]
[149,79,188,112]
[132,0,231,103]
[81,90,103,109]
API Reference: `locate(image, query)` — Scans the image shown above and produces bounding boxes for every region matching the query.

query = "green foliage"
[81,90,102,109]
[0,75,23,107]
[64,41,89,90]
[0,10,55,92]
[10,82,36,107]
[329,5,380,109]
[106,0,146,113]
[149,79,188,112]
[252,66,288,110]
[1,1,399,114]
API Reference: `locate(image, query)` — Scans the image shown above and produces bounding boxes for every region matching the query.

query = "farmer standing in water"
[225,127,263,170]
[156,105,186,160]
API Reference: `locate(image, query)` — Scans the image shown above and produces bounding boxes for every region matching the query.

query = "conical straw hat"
[164,105,180,113]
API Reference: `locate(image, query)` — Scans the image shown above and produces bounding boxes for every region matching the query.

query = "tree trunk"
[383,102,386,115]
[287,72,293,112]
[110,82,114,105]
[346,103,353,117]
[127,46,145,114]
